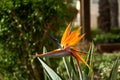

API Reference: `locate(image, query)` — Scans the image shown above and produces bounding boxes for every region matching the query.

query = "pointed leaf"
[62,57,71,79]
[37,57,62,80]
[109,57,119,80]
[84,43,94,79]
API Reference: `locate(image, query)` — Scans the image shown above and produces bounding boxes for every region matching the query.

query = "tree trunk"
[109,0,119,28]
[80,0,91,41]
[98,0,111,33]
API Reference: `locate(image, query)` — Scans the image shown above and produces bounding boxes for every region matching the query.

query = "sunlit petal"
[61,27,84,47]
[69,34,85,46]
[61,23,71,45]
[62,27,80,46]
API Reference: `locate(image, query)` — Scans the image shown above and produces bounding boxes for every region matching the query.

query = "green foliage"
[0,0,77,79]
[84,43,94,79]
[93,53,120,80]
[0,0,75,53]
[91,28,120,44]
[0,44,30,80]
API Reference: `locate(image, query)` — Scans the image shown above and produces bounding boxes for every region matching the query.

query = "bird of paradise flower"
[36,23,90,69]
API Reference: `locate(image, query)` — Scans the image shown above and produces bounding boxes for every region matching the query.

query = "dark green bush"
[0,0,77,79]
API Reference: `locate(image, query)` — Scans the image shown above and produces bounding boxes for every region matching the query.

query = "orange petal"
[61,23,71,46]
[62,27,81,46]
[69,34,85,46]
[70,47,86,56]
[70,47,80,52]
[71,50,90,69]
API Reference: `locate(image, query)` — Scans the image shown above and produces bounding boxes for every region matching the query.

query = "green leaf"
[43,46,51,66]
[109,57,119,80]
[63,56,80,80]
[84,43,94,79]
[62,57,71,79]
[37,57,62,80]
[42,47,51,80]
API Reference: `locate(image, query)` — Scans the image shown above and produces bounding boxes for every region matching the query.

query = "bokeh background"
[0,0,120,80]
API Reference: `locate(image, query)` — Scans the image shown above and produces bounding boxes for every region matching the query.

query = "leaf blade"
[37,57,62,80]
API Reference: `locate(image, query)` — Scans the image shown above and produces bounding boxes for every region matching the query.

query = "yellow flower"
[36,23,90,69]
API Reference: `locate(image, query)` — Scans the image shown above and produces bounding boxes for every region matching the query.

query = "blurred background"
[0,0,120,79]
